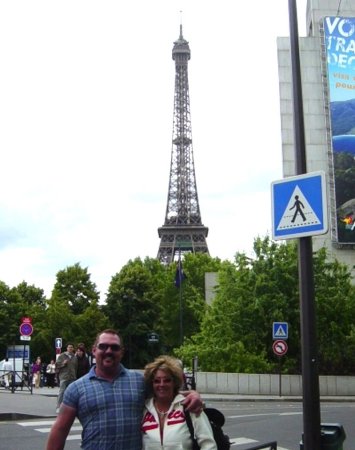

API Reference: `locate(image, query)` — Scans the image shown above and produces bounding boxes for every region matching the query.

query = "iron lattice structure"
[157,26,209,264]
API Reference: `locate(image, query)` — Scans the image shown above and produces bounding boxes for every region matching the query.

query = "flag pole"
[178,251,183,346]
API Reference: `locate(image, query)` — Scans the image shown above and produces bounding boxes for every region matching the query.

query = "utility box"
[300,424,346,450]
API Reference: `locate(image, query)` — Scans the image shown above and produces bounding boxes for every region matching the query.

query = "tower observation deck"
[157,26,209,264]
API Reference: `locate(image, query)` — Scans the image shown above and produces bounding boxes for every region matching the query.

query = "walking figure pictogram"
[290,195,306,222]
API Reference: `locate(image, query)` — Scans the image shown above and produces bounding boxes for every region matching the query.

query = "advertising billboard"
[323,16,355,244]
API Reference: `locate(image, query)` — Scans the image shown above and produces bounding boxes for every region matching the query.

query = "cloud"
[0,0,307,300]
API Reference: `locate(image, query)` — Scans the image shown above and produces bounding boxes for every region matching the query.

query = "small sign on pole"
[273,322,288,340]
[272,339,288,356]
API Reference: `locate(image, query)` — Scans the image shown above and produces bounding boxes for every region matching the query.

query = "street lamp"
[123,294,133,368]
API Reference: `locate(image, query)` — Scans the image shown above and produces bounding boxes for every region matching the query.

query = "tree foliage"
[104,257,166,368]
[176,237,355,375]
[0,239,354,375]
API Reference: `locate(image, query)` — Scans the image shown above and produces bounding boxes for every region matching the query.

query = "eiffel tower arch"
[157,26,209,264]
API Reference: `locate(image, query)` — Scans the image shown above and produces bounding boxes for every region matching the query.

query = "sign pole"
[278,357,282,397]
[288,1,321,449]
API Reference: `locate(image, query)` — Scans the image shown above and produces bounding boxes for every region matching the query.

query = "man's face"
[67,345,74,354]
[93,332,123,373]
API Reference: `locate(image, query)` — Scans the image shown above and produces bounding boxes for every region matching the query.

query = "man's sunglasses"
[96,343,122,352]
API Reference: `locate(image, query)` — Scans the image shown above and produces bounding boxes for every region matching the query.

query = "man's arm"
[55,354,67,370]
[180,389,203,414]
[46,404,76,450]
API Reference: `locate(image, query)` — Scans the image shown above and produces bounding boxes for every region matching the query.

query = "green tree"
[178,237,355,375]
[0,281,47,360]
[0,281,22,358]
[50,263,100,315]
[314,248,355,374]
[37,263,101,362]
[105,257,165,368]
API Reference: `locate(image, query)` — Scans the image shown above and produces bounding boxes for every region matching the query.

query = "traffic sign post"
[19,322,33,337]
[19,317,33,338]
[273,322,288,340]
[271,171,328,240]
[286,2,322,448]
[272,340,288,356]
[273,339,288,397]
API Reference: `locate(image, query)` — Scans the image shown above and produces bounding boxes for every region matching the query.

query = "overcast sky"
[0,0,307,301]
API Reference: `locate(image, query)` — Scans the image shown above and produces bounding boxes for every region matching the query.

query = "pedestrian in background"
[32,357,42,389]
[75,343,90,379]
[46,359,56,388]
[55,344,77,413]
[2,358,13,389]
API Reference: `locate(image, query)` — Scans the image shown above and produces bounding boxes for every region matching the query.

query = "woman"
[75,343,90,379]
[32,357,42,388]
[46,359,56,388]
[142,355,216,450]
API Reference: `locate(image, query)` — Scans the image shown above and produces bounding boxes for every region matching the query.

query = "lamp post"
[123,294,133,368]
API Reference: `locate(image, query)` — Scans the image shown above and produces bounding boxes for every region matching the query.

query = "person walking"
[32,357,42,389]
[2,358,13,389]
[46,329,202,450]
[55,344,77,413]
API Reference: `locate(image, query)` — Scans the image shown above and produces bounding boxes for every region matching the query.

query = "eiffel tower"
[157,26,209,264]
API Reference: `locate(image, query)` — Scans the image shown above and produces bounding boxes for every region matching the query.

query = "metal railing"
[0,370,33,394]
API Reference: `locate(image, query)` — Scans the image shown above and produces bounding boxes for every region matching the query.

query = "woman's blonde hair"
[144,355,184,397]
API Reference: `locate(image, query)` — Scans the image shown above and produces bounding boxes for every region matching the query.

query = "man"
[55,343,77,413]
[2,358,13,389]
[46,329,202,450]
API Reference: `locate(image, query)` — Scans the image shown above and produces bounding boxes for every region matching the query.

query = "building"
[277,0,355,278]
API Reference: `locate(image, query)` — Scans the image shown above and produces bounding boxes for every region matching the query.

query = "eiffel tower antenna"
[157,26,209,264]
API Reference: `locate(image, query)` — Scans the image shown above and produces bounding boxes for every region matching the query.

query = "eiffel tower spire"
[157,26,209,264]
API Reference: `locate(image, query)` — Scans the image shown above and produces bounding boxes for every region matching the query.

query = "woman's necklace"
[155,403,169,416]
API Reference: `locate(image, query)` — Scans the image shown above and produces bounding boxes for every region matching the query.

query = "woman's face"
[153,369,175,402]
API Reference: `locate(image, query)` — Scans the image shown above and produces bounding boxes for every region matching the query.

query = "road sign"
[148,333,159,343]
[20,335,31,341]
[55,337,62,349]
[273,339,288,356]
[271,171,328,240]
[19,322,33,336]
[273,322,288,340]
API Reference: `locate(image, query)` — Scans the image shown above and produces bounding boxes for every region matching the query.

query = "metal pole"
[178,250,183,346]
[179,281,183,346]
[287,1,321,449]
[279,357,282,397]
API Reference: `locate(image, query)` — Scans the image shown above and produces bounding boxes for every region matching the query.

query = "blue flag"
[175,258,186,288]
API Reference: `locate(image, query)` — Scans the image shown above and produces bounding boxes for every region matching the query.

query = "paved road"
[1,387,354,450]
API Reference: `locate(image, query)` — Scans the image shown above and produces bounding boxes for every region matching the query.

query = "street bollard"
[300,423,346,450]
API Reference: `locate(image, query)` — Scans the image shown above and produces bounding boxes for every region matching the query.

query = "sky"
[0,0,308,301]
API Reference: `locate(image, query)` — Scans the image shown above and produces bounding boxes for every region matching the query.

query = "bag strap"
[184,406,195,440]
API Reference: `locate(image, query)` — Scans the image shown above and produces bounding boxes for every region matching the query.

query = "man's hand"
[180,389,203,415]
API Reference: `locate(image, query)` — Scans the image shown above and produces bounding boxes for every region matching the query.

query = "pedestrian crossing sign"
[273,322,288,340]
[271,171,328,240]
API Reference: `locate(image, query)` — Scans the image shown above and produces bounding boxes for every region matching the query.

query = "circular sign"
[272,339,288,356]
[148,332,159,343]
[19,322,33,336]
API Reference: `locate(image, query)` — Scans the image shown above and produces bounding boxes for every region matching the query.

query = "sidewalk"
[0,387,354,421]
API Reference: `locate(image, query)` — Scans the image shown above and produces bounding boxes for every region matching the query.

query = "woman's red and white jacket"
[142,393,217,449]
